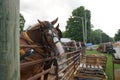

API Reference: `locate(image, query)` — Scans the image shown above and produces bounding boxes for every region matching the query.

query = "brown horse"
[20,18,64,80]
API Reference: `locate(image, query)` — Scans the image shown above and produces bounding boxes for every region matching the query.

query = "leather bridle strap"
[23,32,34,43]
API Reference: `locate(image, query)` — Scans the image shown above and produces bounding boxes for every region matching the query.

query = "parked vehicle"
[96,43,116,54]
[96,43,106,53]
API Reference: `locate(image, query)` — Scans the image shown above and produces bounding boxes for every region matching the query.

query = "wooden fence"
[20,41,82,80]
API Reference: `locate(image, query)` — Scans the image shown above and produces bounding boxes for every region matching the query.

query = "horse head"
[25,18,64,57]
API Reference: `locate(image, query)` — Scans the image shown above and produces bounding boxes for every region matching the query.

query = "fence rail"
[20,41,82,80]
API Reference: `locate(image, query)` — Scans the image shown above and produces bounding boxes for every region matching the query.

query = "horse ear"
[51,17,58,25]
[37,19,45,27]
[55,24,59,29]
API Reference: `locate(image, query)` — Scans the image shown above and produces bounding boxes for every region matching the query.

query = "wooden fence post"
[0,0,20,80]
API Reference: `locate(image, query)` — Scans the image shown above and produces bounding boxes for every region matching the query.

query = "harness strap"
[20,49,25,55]
[25,57,34,61]
[54,41,60,44]
[21,31,46,61]
[20,49,35,61]
[23,32,44,53]
[23,32,34,43]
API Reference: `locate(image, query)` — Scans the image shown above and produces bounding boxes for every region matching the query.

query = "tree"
[64,6,112,43]
[85,9,91,42]
[90,29,101,44]
[20,13,25,33]
[114,29,120,41]
[65,6,91,42]
[90,29,113,44]
[62,31,67,38]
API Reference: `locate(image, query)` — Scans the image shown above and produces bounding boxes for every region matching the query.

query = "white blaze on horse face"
[53,37,58,42]
[49,29,64,56]
[56,42,64,56]
[53,37,64,56]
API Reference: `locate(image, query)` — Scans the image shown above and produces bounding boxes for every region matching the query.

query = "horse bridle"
[39,21,61,55]
[40,21,60,45]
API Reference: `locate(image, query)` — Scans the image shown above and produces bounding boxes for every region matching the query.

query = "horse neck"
[27,29,43,45]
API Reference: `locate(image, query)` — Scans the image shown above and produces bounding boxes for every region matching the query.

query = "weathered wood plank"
[0,0,20,80]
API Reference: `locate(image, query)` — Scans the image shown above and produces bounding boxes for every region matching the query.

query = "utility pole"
[99,30,102,43]
[81,17,86,44]
[84,11,87,43]
[73,16,86,44]
[0,0,20,80]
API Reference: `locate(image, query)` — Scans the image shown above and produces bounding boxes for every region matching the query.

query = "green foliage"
[90,29,101,44]
[20,13,25,33]
[62,31,67,38]
[65,6,112,43]
[65,6,91,41]
[90,29,113,44]
[85,10,92,42]
[114,29,120,41]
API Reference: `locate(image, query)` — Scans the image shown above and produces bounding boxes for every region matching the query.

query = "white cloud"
[20,0,75,30]
[20,0,120,37]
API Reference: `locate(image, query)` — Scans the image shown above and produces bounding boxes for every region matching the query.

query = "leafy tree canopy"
[64,6,112,44]
[20,13,25,33]
[65,6,91,42]
[90,29,113,44]
[114,29,120,41]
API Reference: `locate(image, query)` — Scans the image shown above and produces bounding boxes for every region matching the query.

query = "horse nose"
[55,42,64,57]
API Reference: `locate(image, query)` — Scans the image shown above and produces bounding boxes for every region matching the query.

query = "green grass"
[86,50,120,80]
[106,54,113,80]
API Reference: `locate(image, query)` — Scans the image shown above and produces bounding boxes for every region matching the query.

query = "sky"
[20,0,120,37]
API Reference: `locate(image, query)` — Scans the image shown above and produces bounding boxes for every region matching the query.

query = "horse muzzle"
[55,42,64,57]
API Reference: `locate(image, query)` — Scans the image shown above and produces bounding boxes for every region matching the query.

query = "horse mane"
[26,23,41,30]
[26,21,51,31]
[26,17,58,31]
